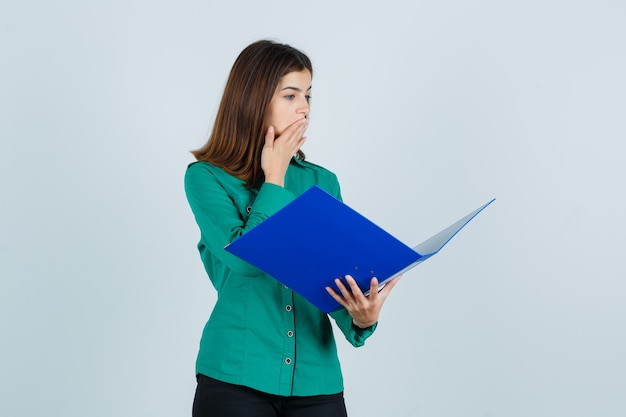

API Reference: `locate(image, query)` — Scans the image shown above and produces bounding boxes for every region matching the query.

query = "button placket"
[281,289,296,374]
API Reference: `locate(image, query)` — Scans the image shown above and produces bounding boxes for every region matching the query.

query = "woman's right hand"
[261,118,308,187]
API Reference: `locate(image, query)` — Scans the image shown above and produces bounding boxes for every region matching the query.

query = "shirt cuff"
[351,321,378,346]
[252,182,296,217]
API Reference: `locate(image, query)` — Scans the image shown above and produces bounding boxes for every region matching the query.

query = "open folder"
[225,186,495,313]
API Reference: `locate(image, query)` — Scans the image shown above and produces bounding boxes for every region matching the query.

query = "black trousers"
[192,374,348,417]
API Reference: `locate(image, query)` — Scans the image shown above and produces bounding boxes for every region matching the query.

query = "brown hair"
[192,40,313,187]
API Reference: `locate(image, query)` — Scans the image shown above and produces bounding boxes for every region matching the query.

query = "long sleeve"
[184,162,296,277]
[330,308,377,347]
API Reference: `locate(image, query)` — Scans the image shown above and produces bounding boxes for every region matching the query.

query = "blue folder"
[225,186,494,313]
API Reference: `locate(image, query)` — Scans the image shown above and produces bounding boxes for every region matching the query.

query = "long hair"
[192,40,313,187]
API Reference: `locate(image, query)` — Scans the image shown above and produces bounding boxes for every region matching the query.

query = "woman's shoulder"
[186,160,231,178]
[186,160,219,173]
[185,161,244,188]
[185,161,215,183]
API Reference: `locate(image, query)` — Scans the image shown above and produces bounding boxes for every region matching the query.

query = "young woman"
[185,40,400,417]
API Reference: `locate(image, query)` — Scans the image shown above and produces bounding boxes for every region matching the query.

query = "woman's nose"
[298,98,310,117]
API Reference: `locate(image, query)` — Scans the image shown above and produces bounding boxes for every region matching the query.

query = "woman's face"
[265,70,312,136]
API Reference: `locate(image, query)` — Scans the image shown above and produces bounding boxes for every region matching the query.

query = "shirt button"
[287,331,294,337]
[283,285,289,289]
[285,358,292,365]
[285,305,292,312]
[246,206,252,213]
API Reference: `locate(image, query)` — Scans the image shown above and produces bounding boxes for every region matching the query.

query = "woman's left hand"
[326,275,401,329]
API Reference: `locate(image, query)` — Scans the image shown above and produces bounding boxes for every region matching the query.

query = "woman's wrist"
[353,319,376,329]
[264,174,284,187]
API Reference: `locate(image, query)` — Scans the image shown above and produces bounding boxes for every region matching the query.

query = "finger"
[368,277,379,301]
[264,126,275,148]
[284,125,308,153]
[325,286,348,308]
[287,116,308,130]
[294,137,307,156]
[344,275,366,298]
[279,118,308,144]
[378,275,402,298]
[334,278,353,301]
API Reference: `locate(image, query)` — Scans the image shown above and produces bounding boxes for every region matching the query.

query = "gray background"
[1,0,625,416]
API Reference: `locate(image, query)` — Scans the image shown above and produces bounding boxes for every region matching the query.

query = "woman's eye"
[305,95,312,102]
[285,95,295,100]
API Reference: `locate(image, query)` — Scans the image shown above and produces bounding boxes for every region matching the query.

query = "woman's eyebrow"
[280,86,312,92]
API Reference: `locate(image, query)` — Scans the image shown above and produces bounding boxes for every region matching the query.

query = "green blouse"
[184,158,377,397]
